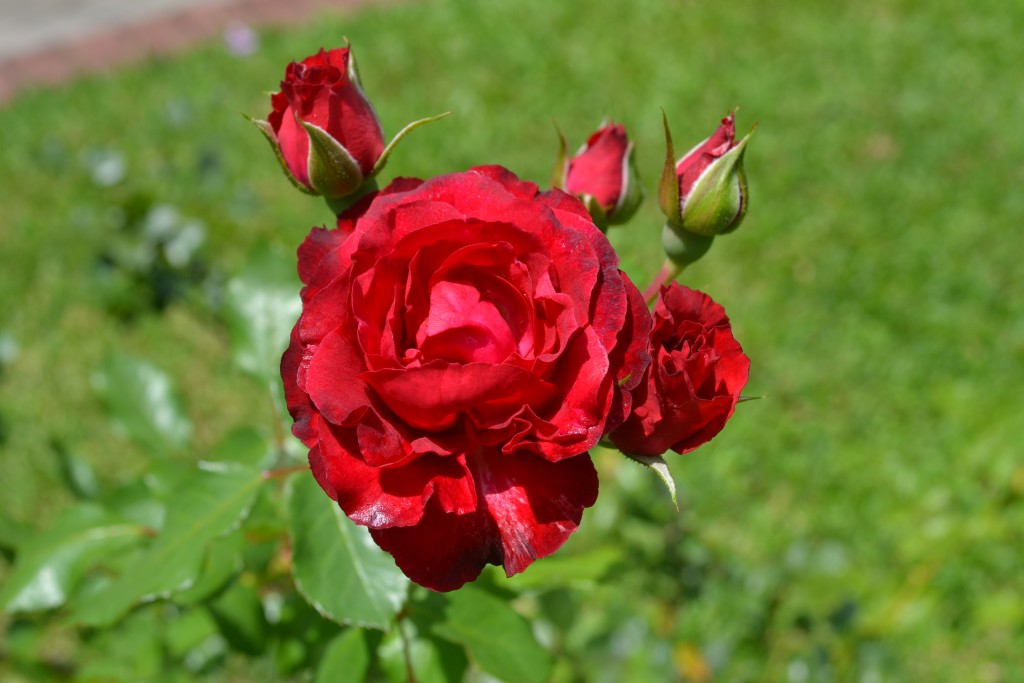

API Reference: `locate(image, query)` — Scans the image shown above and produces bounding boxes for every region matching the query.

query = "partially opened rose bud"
[660,112,751,239]
[252,46,383,198]
[250,45,448,204]
[556,121,643,228]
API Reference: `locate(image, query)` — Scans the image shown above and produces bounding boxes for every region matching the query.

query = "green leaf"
[92,353,192,456]
[208,579,268,655]
[315,628,372,683]
[100,479,166,531]
[71,461,264,626]
[432,586,554,683]
[0,503,148,613]
[173,530,245,606]
[287,474,408,629]
[224,245,302,386]
[51,439,101,499]
[505,545,622,589]
[164,607,219,660]
[209,426,275,469]
[269,591,344,675]
[77,604,166,682]
[378,619,466,683]
[0,511,30,552]
[622,452,679,509]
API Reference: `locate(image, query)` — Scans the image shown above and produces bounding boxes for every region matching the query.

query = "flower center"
[416,280,516,364]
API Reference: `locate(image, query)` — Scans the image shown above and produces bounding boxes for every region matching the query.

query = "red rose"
[282,166,650,591]
[267,47,385,196]
[609,283,749,456]
[561,122,643,227]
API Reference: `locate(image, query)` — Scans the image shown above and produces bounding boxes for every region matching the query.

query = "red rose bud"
[557,121,643,228]
[282,166,650,591]
[249,47,383,198]
[610,283,750,456]
[659,112,751,240]
[251,45,448,200]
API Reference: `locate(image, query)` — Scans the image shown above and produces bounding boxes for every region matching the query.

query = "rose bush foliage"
[281,165,651,590]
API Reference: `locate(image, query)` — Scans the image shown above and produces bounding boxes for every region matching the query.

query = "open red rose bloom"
[282,166,650,591]
[611,283,750,456]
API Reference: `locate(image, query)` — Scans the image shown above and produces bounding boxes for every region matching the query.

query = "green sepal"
[658,110,682,224]
[581,195,609,232]
[622,452,678,510]
[324,178,380,215]
[680,131,752,236]
[551,123,570,190]
[245,114,314,195]
[662,221,714,268]
[343,37,363,89]
[607,141,644,226]
[301,120,365,198]
[369,111,451,179]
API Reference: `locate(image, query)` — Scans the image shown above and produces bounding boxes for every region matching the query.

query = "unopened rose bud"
[250,44,448,204]
[252,46,383,198]
[659,112,751,238]
[555,121,643,229]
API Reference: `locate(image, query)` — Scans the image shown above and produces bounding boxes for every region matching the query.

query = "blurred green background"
[1,0,1022,680]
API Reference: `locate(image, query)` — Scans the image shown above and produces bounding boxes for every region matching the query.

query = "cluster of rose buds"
[258,45,754,591]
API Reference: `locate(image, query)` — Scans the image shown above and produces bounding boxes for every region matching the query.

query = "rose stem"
[643,258,684,305]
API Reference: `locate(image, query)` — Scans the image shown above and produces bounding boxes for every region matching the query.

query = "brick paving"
[0,0,373,104]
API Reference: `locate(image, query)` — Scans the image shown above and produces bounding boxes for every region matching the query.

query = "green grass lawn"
[2,0,1022,680]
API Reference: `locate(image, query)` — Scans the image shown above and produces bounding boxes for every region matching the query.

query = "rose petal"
[417,281,515,364]
[297,227,347,285]
[609,283,749,456]
[304,326,370,425]
[282,323,318,446]
[316,421,476,528]
[565,124,629,212]
[362,362,559,432]
[675,114,737,198]
[370,449,598,591]
[604,271,653,433]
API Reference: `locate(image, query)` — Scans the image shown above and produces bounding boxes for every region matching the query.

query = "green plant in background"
[1,0,1023,681]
